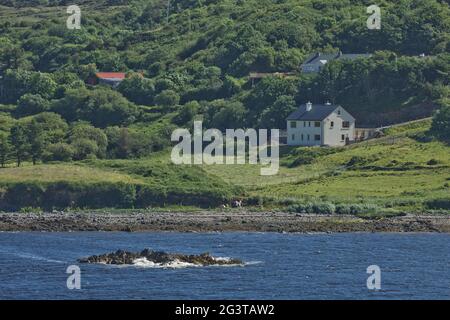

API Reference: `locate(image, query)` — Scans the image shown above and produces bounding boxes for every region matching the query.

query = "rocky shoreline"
[0,211,449,233]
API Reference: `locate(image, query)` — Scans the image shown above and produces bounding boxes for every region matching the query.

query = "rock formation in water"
[78,249,243,266]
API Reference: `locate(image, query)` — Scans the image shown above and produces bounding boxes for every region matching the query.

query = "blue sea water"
[0,232,449,300]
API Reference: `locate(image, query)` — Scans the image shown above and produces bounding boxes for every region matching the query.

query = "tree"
[0,132,11,167]
[53,87,138,127]
[71,139,99,161]
[173,101,199,125]
[117,73,155,105]
[154,89,180,107]
[105,126,131,159]
[245,76,297,126]
[28,72,57,99]
[258,95,297,129]
[206,100,246,131]
[16,93,50,117]
[69,123,108,159]
[430,101,450,142]
[10,123,30,167]
[43,143,74,162]
[0,38,28,72]
[26,120,45,165]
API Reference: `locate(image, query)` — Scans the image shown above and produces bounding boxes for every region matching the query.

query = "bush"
[16,94,50,117]
[0,182,138,210]
[336,203,380,215]
[288,202,335,214]
[425,199,450,210]
[430,102,450,142]
[312,202,335,214]
[43,143,74,162]
[155,90,180,107]
[3,183,45,210]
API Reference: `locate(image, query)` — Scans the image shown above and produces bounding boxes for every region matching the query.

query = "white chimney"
[306,102,313,111]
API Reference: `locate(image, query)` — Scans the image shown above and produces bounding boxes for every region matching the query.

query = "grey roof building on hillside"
[286,102,356,147]
[301,52,372,74]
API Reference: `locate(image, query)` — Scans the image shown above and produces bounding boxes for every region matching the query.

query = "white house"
[286,102,355,147]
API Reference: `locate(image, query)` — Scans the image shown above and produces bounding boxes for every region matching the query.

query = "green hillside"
[0,1,449,213]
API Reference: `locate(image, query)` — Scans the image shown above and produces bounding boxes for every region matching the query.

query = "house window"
[308,122,311,127]
[304,121,306,127]
[301,134,304,141]
[290,121,297,128]
[315,135,321,141]
[341,134,345,141]
[330,121,334,128]
[307,134,310,141]
[342,121,350,128]
[338,109,341,115]
[314,121,321,127]
[291,134,295,141]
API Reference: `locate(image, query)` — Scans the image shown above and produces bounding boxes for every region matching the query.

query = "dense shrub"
[0,179,235,211]
[335,203,380,215]
[288,202,335,214]
[425,199,450,210]
[0,182,137,210]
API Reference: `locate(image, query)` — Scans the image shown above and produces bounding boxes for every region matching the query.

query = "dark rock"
[78,248,243,266]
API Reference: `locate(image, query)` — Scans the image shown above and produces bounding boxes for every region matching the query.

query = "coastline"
[0,211,449,233]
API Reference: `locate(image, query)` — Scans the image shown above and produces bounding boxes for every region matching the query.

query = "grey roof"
[302,52,371,66]
[287,104,338,121]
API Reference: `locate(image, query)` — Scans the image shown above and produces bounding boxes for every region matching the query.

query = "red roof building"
[86,72,127,87]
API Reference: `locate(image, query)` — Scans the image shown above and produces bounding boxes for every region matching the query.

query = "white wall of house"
[287,107,355,147]
[322,107,355,146]
[287,120,324,146]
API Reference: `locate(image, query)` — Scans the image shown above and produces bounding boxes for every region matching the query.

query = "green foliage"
[10,123,30,166]
[53,87,138,127]
[288,202,336,214]
[258,95,297,129]
[117,73,155,105]
[16,94,50,117]
[43,143,74,162]
[204,100,246,131]
[154,89,180,107]
[335,203,380,215]
[173,101,199,126]
[425,199,450,210]
[0,132,11,167]
[430,100,450,142]
[69,123,108,160]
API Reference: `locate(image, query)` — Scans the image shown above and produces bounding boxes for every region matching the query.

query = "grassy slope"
[204,119,450,212]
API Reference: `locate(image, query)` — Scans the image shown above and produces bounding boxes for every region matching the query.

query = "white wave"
[132,257,200,269]
[131,256,247,269]
[244,260,263,266]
